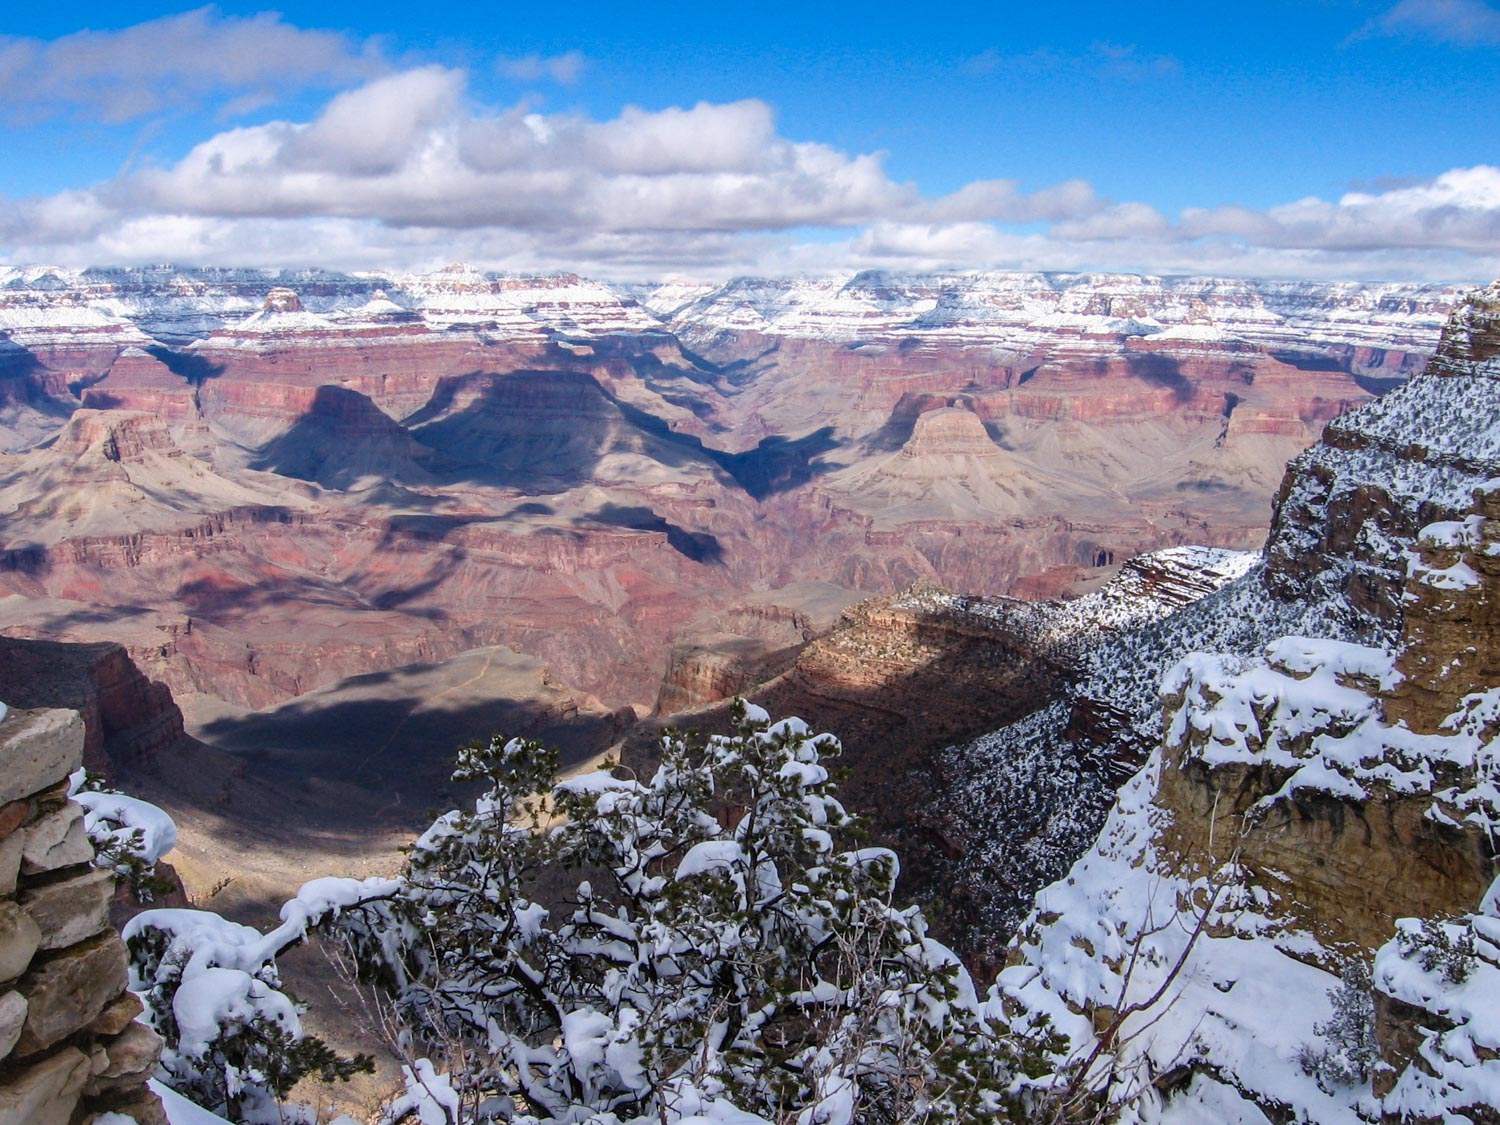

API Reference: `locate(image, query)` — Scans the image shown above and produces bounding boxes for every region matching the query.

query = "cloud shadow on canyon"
[1122,353,1198,404]
[394,367,841,502]
[144,345,226,388]
[194,677,624,833]
[588,502,723,564]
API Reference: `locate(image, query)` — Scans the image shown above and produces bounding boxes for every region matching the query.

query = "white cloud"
[1,66,1498,282]
[498,51,587,85]
[1052,202,1172,240]
[1181,166,1500,251]
[96,71,930,232]
[0,7,383,123]
[922,179,1102,223]
[67,69,1104,240]
[1366,0,1500,46]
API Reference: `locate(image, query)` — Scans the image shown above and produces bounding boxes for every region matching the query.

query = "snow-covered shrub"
[335,700,1020,1125]
[126,890,383,1123]
[70,767,180,902]
[1296,959,1377,1094]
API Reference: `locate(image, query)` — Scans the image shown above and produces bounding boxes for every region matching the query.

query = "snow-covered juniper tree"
[124,879,394,1124]
[334,701,1036,1125]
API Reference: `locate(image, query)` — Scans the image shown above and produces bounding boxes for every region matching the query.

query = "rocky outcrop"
[0,705,166,1124]
[1265,280,1500,627]
[899,407,1000,458]
[0,638,195,774]
[1387,481,1500,731]
[987,282,1500,1124]
[654,636,789,715]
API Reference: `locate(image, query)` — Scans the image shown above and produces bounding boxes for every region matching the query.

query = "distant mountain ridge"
[0,264,1461,352]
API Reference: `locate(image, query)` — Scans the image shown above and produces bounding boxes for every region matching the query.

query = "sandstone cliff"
[984,282,1500,1122]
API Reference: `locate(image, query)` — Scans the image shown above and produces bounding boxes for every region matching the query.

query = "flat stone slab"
[19,804,91,877]
[19,868,114,951]
[15,934,128,1056]
[0,710,83,808]
[0,1045,89,1125]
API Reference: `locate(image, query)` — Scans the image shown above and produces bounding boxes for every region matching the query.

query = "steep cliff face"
[1265,280,1500,626]
[985,283,1500,1122]
[0,637,196,774]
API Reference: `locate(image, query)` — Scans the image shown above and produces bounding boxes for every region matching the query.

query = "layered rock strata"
[0,267,1470,739]
[0,704,165,1124]
[985,282,1500,1122]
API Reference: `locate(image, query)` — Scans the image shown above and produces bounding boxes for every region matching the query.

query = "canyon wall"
[0,267,1468,725]
[982,281,1500,1122]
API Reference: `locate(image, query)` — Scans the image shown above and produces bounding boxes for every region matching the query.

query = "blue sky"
[2,1,1499,279]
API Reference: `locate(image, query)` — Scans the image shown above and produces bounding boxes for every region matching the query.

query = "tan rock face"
[0,710,83,807]
[0,991,27,1059]
[1155,749,1493,956]
[1388,483,1500,732]
[0,903,42,983]
[18,867,114,951]
[83,1020,163,1096]
[85,990,142,1038]
[15,932,129,1056]
[19,803,92,876]
[0,835,22,901]
[261,286,304,314]
[899,407,1000,458]
[0,1045,89,1125]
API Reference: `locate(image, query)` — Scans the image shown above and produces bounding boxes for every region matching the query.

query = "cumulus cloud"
[0,7,383,123]
[1,64,1498,281]
[1181,166,1500,251]
[498,51,587,85]
[90,70,930,232]
[1364,0,1500,46]
[43,68,1099,241]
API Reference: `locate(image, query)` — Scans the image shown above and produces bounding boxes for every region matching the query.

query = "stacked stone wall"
[0,705,164,1125]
